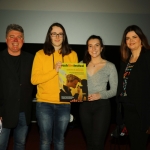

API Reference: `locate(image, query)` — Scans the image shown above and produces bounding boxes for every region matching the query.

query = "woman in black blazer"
[117,25,150,150]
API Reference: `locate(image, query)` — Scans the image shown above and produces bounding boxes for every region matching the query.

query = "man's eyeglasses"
[50,32,63,38]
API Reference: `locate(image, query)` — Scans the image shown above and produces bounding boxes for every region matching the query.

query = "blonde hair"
[66,74,81,82]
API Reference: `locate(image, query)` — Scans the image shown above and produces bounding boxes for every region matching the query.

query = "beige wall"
[0,0,150,14]
[0,1,150,44]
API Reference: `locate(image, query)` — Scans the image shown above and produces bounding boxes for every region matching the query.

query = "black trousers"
[122,101,149,150]
[79,99,111,150]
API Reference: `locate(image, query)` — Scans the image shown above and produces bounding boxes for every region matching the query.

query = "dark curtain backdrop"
[0,42,121,123]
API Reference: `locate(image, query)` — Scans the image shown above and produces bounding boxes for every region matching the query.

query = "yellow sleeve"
[31,52,57,85]
[71,50,78,63]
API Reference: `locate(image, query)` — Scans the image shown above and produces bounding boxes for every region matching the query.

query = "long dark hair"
[43,22,71,56]
[120,25,150,62]
[83,35,105,66]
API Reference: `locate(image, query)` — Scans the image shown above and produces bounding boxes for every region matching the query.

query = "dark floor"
[7,123,150,150]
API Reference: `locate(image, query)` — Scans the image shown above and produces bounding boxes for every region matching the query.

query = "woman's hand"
[88,93,101,101]
[70,99,83,102]
[55,61,62,72]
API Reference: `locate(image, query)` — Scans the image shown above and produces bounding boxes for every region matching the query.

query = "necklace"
[90,61,101,67]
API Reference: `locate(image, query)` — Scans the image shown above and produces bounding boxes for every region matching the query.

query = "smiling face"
[6,30,24,56]
[50,26,63,50]
[68,79,79,88]
[126,31,142,52]
[88,39,103,58]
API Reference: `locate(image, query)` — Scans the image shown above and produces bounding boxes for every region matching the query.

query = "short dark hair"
[43,22,71,56]
[83,35,105,66]
[6,24,24,37]
[120,25,150,62]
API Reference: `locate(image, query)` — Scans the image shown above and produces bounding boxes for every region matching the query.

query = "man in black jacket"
[0,24,34,150]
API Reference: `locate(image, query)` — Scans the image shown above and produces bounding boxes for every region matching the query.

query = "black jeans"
[122,101,149,150]
[79,99,111,150]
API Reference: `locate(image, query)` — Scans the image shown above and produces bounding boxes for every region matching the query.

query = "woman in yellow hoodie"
[31,23,78,150]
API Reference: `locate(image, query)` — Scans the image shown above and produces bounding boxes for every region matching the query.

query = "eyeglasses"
[50,32,63,38]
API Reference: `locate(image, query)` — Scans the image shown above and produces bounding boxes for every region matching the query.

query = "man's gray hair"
[6,24,24,37]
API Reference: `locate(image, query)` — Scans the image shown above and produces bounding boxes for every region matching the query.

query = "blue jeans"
[0,112,28,150]
[36,102,71,150]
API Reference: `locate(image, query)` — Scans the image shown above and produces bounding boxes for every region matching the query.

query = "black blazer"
[117,49,150,131]
[0,49,34,128]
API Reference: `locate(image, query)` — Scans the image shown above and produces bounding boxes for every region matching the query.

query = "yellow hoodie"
[31,49,78,104]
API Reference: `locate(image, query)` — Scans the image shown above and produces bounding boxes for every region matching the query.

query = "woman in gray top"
[79,35,118,150]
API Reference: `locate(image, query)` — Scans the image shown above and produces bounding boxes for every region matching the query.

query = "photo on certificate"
[59,63,88,102]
